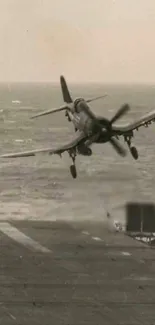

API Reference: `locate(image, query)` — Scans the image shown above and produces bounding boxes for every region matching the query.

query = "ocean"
[0,82,155,225]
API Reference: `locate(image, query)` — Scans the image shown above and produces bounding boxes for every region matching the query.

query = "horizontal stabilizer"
[30,105,68,119]
[86,94,108,103]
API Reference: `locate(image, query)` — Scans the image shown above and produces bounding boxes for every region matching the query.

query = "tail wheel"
[70,164,77,178]
[130,146,138,160]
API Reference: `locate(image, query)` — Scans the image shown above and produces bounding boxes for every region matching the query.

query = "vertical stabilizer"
[60,75,73,103]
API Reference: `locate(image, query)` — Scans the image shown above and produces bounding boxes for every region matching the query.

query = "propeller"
[109,103,130,126]
[105,103,130,157]
[109,137,126,157]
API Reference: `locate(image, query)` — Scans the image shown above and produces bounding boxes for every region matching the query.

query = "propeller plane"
[1,75,155,179]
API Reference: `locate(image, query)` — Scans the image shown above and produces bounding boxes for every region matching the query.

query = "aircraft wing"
[0,131,86,158]
[112,109,155,134]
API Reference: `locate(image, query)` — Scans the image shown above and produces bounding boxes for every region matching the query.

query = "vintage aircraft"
[30,75,108,132]
[30,75,155,162]
[0,76,155,179]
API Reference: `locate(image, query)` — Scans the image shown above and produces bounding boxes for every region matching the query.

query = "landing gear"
[69,150,77,179]
[125,136,139,160]
[70,164,77,178]
[130,146,138,160]
[85,148,92,156]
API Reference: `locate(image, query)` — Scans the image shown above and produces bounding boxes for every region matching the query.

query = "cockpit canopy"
[74,98,85,112]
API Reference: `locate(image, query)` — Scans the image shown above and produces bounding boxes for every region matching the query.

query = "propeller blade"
[109,137,127,157]
[110,103,130,125]
[80,101,98,121]
[86,94,108,103]
[30,105,68,119]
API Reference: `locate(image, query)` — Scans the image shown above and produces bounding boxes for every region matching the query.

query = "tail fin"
[60,75,73,103]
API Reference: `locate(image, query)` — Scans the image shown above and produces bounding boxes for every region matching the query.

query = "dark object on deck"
[126,202,155,232]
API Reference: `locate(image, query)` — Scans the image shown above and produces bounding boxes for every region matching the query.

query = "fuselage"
[67,99,100,136]
[66,98,115,149]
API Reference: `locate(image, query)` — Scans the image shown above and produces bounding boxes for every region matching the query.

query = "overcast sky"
[0,0,155,83]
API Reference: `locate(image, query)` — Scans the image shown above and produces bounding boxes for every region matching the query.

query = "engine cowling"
[77,144,92,156]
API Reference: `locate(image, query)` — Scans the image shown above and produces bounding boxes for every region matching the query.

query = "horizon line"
[0,80,155,86]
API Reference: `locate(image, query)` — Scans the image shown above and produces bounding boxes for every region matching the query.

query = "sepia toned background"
[0,0,155,83]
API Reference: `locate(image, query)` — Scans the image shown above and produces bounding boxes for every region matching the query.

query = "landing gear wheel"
[130,146,138,160]
[70,164,77,178]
